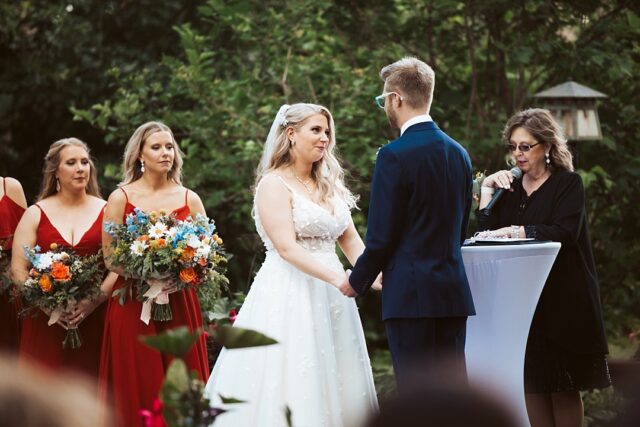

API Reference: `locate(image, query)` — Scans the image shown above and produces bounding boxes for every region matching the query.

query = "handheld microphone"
[483,167,522,212]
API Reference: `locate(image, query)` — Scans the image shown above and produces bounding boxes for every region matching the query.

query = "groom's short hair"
[380,57,435,111]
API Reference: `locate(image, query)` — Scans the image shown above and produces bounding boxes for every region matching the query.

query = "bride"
[205,103,379,426]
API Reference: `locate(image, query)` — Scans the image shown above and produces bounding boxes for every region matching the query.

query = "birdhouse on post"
[532,81,607,141]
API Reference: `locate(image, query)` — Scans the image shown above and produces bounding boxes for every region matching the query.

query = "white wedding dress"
[205,176,378,427]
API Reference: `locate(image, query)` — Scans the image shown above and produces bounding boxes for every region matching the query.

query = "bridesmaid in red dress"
[0,177,27,351]
[100,121,209,427]
[11,138,117,379]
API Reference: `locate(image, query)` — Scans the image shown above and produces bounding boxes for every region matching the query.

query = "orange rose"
[50,261,71,282]
[137,235,150,243]
[39,274,53,293]
[179,267,198,284]
[198,257,207,267]
[181,247,195,261]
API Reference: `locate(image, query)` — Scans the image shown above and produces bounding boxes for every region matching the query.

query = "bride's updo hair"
[255,103,357,209]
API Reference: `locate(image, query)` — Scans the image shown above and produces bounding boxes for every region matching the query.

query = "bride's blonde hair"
[255,103,357,209]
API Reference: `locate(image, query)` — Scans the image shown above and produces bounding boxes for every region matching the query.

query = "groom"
[339,57,475,392]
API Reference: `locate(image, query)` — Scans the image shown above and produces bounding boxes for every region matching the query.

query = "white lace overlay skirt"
[205,251,379,427]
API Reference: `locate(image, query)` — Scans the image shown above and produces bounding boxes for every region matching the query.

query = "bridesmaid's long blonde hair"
[37,138,102,201]
[255,103,357,209]
[121,121,184,185]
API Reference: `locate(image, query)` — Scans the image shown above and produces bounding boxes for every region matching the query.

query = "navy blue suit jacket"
[349,121,476,320]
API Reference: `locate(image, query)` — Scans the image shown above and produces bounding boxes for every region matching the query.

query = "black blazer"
[349,121,476,320]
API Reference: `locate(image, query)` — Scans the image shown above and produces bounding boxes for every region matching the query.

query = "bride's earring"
[140,159,145,173]
[290,139,296,146]
[55,177,60,192]
[545,153,550,168]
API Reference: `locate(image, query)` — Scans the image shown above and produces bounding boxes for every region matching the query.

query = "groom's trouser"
[385,317,467,395]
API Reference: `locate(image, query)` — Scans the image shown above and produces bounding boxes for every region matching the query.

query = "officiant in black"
[475,108,610,427]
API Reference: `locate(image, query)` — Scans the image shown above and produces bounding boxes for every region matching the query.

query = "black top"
[476,170,608,354]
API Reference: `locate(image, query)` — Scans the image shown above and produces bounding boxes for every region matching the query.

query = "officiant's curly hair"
[37,138,102,201]
[502,108,574,173]
[255,103,357,209]
[121,121,185,186]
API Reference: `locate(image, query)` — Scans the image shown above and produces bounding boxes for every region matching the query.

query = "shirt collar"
[400,114,433,136]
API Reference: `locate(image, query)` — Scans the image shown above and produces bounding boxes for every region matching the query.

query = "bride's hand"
[371,272,383,291]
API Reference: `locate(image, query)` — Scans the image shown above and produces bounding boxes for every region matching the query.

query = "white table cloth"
[462,242,561,427]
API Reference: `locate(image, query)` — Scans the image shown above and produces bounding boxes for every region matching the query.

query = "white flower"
[166,227,178,241]
[130,240,149,257]
[36,253,54,270]
[196,245,211,259]
[148,222,168,239]
[185,234,202,249]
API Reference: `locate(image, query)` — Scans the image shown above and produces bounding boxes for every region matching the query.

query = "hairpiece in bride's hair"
[276,105,290,127]
[256,104,292,180]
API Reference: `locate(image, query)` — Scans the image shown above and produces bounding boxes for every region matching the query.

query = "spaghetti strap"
[272,174,295,193]
[184,189,189,205]
[34,203,43,212]
[119,186,129,202]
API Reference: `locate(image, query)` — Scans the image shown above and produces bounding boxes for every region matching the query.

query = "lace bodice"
[254,175,350,253]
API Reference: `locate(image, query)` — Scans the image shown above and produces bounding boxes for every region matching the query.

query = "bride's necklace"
[294,174,314,194]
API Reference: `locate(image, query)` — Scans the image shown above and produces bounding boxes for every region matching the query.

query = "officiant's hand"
[338,270,358,298]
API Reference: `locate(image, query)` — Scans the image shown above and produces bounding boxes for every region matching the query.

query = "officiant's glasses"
[504,142,540,152]
[375,92,403,109]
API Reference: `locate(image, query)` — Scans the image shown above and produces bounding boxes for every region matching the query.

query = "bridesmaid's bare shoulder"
[3,177,27,208]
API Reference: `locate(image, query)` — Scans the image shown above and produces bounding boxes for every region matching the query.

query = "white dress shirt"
[400,114,433,136]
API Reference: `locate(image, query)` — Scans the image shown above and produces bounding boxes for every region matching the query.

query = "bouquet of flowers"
[20,243,105,349]
[105,208,228,324]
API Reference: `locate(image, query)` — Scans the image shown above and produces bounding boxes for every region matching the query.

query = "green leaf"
[219,394,246,404]
[211,325,278,349]
[139,326,203,358]
[162,359,190,394]
[285,405,293,426]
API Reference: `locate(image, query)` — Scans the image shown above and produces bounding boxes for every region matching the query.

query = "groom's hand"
[338,270,358,298]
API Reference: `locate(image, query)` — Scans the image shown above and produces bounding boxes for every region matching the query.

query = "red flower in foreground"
[140,398,165,427]
[229,309,237,323]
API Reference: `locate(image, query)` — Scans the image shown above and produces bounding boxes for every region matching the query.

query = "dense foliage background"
[2,0,638,421]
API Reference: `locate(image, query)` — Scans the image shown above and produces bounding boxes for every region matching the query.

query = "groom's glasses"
[504,142,540,152]
[375,92,403,109]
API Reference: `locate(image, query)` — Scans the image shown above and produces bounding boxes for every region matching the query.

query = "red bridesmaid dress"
[19,204,107,379]
[0,178,26,351]
[99,188,209,427]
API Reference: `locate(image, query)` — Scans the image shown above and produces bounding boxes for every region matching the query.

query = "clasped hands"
[335,271,382,298]
[44,295,105,330]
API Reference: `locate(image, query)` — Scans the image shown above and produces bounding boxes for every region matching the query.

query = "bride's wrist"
[329,272,345,288]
